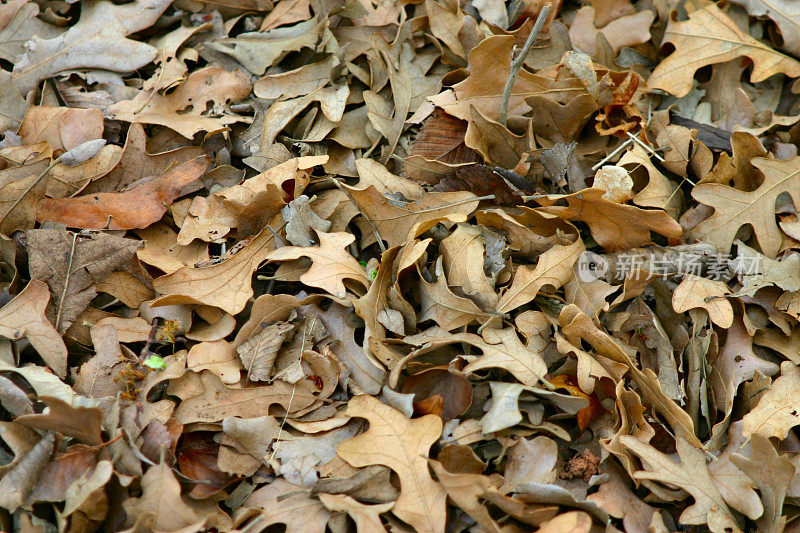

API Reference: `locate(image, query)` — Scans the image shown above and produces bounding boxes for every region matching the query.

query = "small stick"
[627,131,665,162]
[499,3,552,128]
[591,132,638,171]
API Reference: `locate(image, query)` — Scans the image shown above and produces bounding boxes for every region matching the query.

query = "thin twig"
[499,3,552,128]
[54,231,80,332]
[627,131,665,162]
[591,132,638,171]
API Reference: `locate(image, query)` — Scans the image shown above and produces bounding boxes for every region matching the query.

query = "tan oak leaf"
[648,4,800,97]
[265,231,369,299]
[691,155,800,257]
[337,395,446,533]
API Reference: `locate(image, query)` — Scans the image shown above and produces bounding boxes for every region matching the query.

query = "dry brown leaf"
[0,158,51,238]
[0,432,55,512]
[672,275,733,328]
[187,340,244,384]
[11,0,171,93]
[265,231,369,299]
[337,395,447,533]
[318,493,393,533]
[153,223,279,315]
[0,280,68,377]
[730,434,795,533]
[535,189,683,252]
[236,321,296,381]
[569,6,654,56]
[173,371,318,424]
[648,4,800,97]
[123,460,204,532]
[497,237,583,313]
[109,67,252,139]
[418,258,486,330]
[559,304,702,448]
[37,156,208,230]
[18,106,103,152]
[742,361,800,440]
[346,185,481,248]
[462,328,549,386]
[26,229,142,333]
[621,436,740,528]
[691,155,800,257]
[236,478,331,533]
[84,123,206,194]
[15,396,102,445]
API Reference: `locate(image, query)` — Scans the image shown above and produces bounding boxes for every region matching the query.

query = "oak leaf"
[742,361,800,440]
[621,436,740,528]
[463,328,549,387]
[236,478,331,533]
[109,67,252,139]
[173,371,318,424]
[0,158,50,234]
[0,280,68,377]
[37,156,209,230]
[731,434,795,533]
[559,304,702,448]
[11,0,172,93]
[15,396,103,446]
[153,223,279,315]
[728,0,800,55]
[672,275,733,328]
[690,155,800,257]
[346,185,480,248]
[497,237,584,313]
[535,188,682,251]
[648,4,800,97]
[123,460,204,532]
[26,229,142,333]
[84,123,206,195]
[418,258,486,331]
[265,231,369,300]
[337,395,447,533]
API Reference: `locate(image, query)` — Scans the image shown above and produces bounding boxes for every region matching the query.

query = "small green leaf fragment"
[143,355,166,370]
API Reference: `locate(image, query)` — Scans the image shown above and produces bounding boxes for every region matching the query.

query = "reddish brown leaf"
[36,156,209,230]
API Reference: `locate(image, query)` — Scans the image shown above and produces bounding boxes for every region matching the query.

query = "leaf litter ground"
[3,0,800,531]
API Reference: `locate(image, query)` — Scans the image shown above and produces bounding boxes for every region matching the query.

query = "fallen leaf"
[497,237,583,313]
[265,231,369,299]
[535,188,683,251]
[648,4,800,97]
[123,459,204,531]
[0,280,68,377]
[26,229,142,333]
[346,185,481,248]
[672,274,733,328]
[691,155,800,257]
[173,371,318,424]
[37,156,209,230]
[337,395,447,533]
[236,478,331,533]
[569,6,654,56]
[742,361,800,440]
[109,67,252,139]
[621,435,740,528]
[11,0,172,93]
